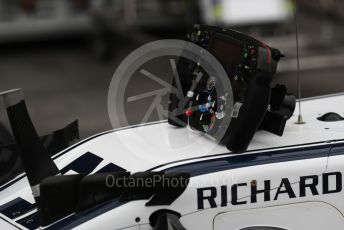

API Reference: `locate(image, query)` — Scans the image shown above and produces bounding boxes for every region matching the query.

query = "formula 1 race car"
[0,26,344,230]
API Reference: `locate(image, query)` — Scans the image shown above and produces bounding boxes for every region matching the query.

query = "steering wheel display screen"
[209,34,243,78]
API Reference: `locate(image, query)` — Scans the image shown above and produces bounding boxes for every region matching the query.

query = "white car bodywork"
[0,93,344,230]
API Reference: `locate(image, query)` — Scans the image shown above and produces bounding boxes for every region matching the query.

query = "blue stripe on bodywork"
[147,141,328,172]
[97,163,126,173]
[45,200,125,230]
[330,143,344,156]
[16,212,39,230]
[59,152,103,175]
[0,198,35,219]
[164,144,332,176]
[45,143,336,229]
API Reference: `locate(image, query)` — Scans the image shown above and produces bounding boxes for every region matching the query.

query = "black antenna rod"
[294,0,306,124]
